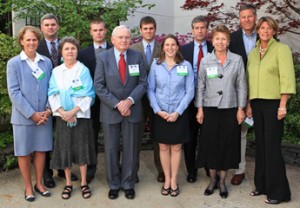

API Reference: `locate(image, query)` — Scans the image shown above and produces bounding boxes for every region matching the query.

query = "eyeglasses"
[114,36,131,40]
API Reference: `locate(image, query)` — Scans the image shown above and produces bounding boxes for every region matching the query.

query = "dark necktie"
[51,41,58,67]
[119,53,126,84]
[146,44,151,65]
[197,44,203,71]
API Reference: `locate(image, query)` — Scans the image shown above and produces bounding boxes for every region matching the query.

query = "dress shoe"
[58,171,78,181]
[157,172,165,183]
[43,178,56,188]
[204,183,218,196]
[24,190,35,202]
[34,184,51,197]
[186,173,197,183]
[265,198,290,205]
[86,175,95,184]
[219,186,228,198]
[250,190,265,196]
[108,189,120,200]
[230,173,245,185]
[124,189,135,199]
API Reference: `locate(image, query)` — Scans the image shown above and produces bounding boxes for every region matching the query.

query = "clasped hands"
[117,99,133,117]
[157,111,179,122]
[31,110,51,126]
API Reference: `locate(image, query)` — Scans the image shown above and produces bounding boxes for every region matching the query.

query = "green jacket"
[247,38,296,100]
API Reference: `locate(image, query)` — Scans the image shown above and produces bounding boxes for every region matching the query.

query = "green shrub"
[0,131,13,150]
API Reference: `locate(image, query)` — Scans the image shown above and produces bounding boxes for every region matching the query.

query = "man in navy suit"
[77,19,112,184]
[94,25,147,200]
[229,4,257,186]
[181,15,213,183]
[37,13,78,188]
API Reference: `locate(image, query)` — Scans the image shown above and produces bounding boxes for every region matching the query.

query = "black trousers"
[251,99,291,201]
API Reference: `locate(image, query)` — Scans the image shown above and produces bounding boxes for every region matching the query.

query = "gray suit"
[94,47,147,189]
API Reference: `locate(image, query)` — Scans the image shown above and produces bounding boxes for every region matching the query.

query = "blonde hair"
[17,26,42,49]
[256,16,278,40]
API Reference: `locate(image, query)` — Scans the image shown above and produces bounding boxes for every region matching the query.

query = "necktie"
[146,44,151,65]
[197,44,203,71]
[51,41,58,67]
[119,53,126,84]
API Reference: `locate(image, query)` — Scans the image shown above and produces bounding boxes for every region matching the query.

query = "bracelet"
[278,108,287,111]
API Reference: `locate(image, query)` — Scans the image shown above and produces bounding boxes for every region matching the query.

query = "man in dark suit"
[130,16,164,183]
[181,15,214,183]
[77,19,112,184]
[229,4,257,186]
[37,13,78,189]
[94,25,147,200]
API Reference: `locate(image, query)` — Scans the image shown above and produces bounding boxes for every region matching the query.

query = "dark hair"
[90,19,106,29]
[157,34,184,64]
[239,3,256,15]
[17,26,42,49]
[58,36,80,53]
[256,16,278,40]
[191,15,209,29]
[40,13,59,25]
[211,25,231,42]
[139,16,156,29]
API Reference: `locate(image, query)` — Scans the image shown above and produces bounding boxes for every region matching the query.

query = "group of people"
[6,3,296,205]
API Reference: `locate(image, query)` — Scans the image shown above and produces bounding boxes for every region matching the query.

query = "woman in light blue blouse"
[148,34,194,197]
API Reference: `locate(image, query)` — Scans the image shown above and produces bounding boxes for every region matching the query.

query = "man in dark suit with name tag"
[37,13,78,189]
[181,15,214,183]
[94,25,147,200]
[77,19,112,184]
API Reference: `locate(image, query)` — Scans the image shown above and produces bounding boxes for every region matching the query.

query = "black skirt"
[151,110,190,144]
[196,107,241,170]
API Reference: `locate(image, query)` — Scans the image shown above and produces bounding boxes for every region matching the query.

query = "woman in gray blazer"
[7,26,53,202]
[195,25,247,198]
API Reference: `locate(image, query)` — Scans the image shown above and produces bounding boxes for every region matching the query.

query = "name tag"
[177,66,188,76]
[32,68,45,80]
[206,67,218,78]
[72,78,84,91]
[129,64,140,76]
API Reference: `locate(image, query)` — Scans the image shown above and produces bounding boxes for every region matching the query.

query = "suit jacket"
[7,54,53,125]
[94,48,147,124]
[229,29,248,67]
[37,39,61,68]
[77,43,112,79]
[130,41,160,72]
[181,41,214,66]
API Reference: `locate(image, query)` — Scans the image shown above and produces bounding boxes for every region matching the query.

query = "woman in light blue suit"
[7,26,53,202]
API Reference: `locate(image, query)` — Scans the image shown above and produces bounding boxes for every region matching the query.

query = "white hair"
[112,25,131,36]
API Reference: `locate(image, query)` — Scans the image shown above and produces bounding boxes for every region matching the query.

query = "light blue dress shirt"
[45,39,59,55]
[242,30,257,55]
[193,41,208,86]
[142,39,155,55]
[147,60,194,115]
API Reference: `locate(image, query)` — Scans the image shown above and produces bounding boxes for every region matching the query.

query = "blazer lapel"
[107,49,122,84]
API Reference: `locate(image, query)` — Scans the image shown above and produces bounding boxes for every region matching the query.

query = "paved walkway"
[0,150,299,208]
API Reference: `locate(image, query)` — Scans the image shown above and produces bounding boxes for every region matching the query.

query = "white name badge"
[32,68,45,80]
[129,64,140,76]
[72,78,84,91]
[243,117,254,128]
[206,67,218,78]
[177,66,188,76]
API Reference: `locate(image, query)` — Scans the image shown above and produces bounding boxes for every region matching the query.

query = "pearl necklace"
[259,46,267,55]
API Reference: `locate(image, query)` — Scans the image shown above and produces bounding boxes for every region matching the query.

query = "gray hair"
[112,25,131,37]
[58,36,80,53]
[239,4,257,16]
[191,15,209,29]
[40,13,59,25]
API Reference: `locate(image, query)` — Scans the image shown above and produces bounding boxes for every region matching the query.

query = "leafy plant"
[4,155,17,171]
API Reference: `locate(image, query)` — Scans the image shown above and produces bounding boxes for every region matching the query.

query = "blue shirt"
[142,39,155,55]
[242,30,256,55]
[147,60,194,115]
[193,41,208,86]
[45,39,58,55]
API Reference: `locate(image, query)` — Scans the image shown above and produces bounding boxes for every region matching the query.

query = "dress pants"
[251,99,291,201]
[235,125,248,175]
[102,120,140,190]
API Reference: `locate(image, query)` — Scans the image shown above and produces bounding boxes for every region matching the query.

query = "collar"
[20,51,45,61]
[45,38,58,44]
[114,47,127,58]
[93,41,107,49]
[194,40,207,47]
[142,39,155,49]
[242,29,256,38]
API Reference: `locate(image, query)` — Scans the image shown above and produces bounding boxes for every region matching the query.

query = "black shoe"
[57,171,78,181]
[43,178,56,188]
[86,175,95,184]
[186,173,197,183]
[24,190,35,202]
[124,189,135,199]
[219,186,228,198]
[34,184,51,197]
[204,182,218,196]
[108,189,120,200]
[265,198,290,205]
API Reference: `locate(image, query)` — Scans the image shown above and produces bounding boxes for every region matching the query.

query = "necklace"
[259,46,267,55]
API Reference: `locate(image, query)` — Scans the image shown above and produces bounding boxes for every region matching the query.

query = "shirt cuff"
[127,97,134,104]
